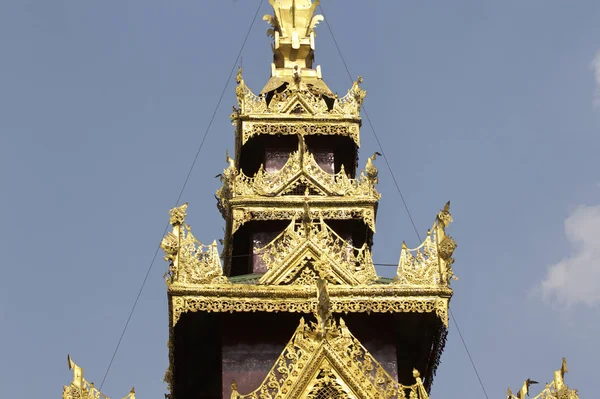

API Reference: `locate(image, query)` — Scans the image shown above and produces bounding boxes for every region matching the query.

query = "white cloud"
[541,204,600,306]
[593,51,600,107]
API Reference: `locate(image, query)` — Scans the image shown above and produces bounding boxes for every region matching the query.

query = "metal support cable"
[98,0,265,389]
[318,5,422,242]
[318,4,489,399]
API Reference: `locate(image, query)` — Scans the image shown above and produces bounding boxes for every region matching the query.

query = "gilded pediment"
[256,217,377,286]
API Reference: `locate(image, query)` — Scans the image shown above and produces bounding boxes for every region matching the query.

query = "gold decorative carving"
[240,121,360,146]
[218,141,379,205]
[161,204,229,286]
[233,67,366,120]
[256,217,377,286]
[170,294,449,327]
[229,207,376,235]
[231,311,430,399]
[394,202,457,288]
[507,358,579,399]
[62,355,136,399]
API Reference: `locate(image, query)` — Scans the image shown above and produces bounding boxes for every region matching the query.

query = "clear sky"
[1,1,599,399]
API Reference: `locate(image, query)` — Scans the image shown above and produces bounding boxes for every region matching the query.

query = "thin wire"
[99,0,265,389]
[318,4,421,242]
[319,4,489,399]
[450,309,490,399]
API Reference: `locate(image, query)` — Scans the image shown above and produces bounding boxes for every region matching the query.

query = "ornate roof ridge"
[232,68,366,120]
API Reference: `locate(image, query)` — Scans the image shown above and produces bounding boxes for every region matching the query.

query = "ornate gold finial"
[351,76,367,108]
[554,357,568,391]
[264,0,324,71]
[235,66,243,84]
[168,203,188,226]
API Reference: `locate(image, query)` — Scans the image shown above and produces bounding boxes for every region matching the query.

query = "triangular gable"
[230,317,430,399]
[258,240,360,286]
[281,93,317,115]
[256,220,377,286]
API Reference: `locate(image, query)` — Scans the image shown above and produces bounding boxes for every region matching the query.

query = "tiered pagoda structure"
[161,1,455,397]
[60,1,582,399]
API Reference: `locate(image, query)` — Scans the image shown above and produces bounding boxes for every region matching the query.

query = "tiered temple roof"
[59,1,582,399]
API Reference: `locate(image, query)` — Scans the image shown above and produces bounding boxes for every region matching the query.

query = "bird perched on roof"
[517,378,538,399]
[365,152,382,184]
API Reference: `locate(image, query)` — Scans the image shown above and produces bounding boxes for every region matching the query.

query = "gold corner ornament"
[161,204,229,286]
[507,358,579,399]
[394,202,457,287]
[62,355,136,399]
[229,285,431,399]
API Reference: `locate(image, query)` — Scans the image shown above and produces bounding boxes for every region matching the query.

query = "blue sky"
[1,1,599,398]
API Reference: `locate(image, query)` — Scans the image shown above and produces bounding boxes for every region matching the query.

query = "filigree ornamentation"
[62,355,136,399]
[161,204,229,286]
[240,121,360,146]
[170,295,449,327]
[394,202,457,288]
[219,144,380,203]
[233,71,365,120]
[230,313,430,399]
[230,207,376,235]
[507,358,579,399]
[256,217,377,286]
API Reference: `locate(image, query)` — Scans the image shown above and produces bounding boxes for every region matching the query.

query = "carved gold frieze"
[161,204,228,286]
[239,120,360,146]
[62,355,136,399]
[170,294,449,327]
[394,202,457,288]
[229,206,376,234]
